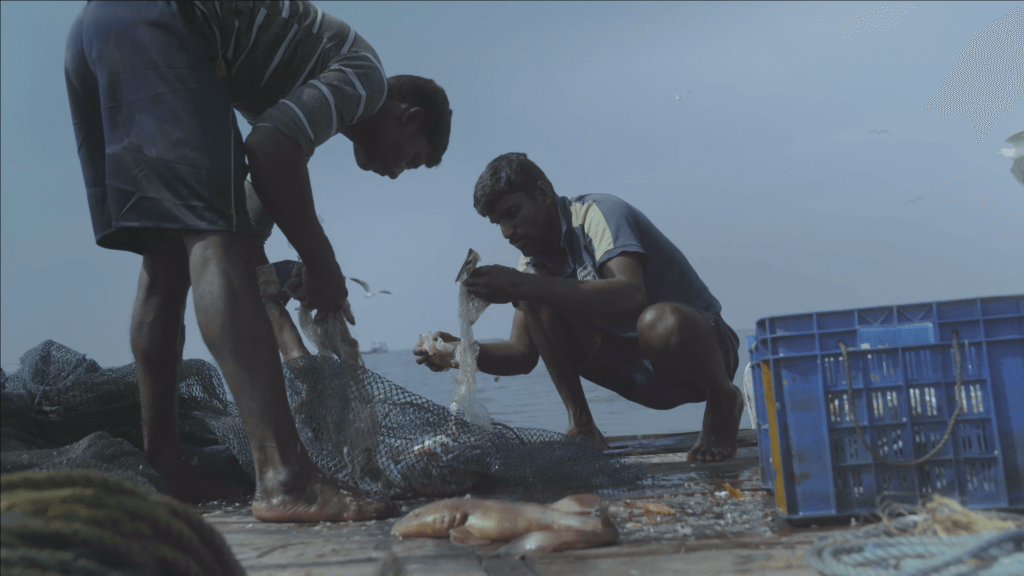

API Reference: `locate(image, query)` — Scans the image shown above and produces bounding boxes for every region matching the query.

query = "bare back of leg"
[637,303,743,462]
[132,235,256,503]
[181,230,394,521]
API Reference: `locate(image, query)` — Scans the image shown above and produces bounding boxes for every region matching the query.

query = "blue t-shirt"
[517,194,722,338]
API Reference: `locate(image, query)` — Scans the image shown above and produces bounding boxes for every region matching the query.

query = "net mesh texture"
[1,340,644,501]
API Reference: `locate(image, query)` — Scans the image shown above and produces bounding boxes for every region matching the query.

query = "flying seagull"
[998,130,1024,188]
[349,278,391,298]
[867,129,891,135]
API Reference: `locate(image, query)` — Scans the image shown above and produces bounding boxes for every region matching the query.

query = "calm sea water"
[362,330,756,438]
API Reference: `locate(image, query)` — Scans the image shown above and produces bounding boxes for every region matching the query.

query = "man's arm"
[464,253,648,325]
[477,307,539,376]
[245,125,347,309]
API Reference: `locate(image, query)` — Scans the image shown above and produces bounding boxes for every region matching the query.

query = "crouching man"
[414,153,742,461]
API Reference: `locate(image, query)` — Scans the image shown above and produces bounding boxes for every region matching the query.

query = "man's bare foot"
[151,454,252,504]
[251,472,397,522]
[566,424,610,449]
[687,384,743,462]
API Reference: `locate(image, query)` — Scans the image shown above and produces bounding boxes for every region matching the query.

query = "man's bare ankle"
[255,457,318,494]
[146,445,192,470]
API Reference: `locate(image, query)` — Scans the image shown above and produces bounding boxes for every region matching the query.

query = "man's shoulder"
[565,193,636,228]
[566,192,631,207]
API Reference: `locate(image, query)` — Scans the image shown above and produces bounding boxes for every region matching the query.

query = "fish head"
[455,249,481,283]
[392,500,470,537]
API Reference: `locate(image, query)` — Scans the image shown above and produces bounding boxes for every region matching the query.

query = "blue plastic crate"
[749,295,1024,520]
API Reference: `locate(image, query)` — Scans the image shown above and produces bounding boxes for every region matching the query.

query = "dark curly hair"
[386,75,452,168]
[473,152,553,217]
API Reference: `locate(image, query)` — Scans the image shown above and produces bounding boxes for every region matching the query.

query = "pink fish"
[391,494,618,558]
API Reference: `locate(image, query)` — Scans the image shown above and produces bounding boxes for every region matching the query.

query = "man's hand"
[463,265,534,304]
[414,331,460,372]
[285,260,354,322]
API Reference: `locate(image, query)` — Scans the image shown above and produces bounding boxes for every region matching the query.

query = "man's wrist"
[294,233,336,271]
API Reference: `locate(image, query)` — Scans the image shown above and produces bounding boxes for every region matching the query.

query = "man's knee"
[139,236,190,294]
[517,298,549,324]
[637,302,713,356]
[182,231,259,284]
[516,264,560,322]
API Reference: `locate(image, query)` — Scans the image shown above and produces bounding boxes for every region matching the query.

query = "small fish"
[455,249,481,283]
[408,434,459,459]
[392,494,618,558]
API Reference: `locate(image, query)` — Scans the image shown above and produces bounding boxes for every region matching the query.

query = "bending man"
[65,1,451,519]
[415,153,741,461]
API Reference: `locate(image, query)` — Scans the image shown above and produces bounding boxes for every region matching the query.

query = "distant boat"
[361,342,389,354]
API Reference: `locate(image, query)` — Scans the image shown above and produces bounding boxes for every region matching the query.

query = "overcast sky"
[2,1,1022,373]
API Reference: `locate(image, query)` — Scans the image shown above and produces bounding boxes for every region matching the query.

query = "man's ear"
[401,106,425,129]
[535,180,555,204]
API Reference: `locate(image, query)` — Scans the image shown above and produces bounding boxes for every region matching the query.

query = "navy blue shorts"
[577,311,740,410]
[64,1,253,255]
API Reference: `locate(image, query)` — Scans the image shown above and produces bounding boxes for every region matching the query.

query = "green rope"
[1,470,245,576]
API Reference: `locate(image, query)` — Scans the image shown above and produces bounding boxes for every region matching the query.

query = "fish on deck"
[391,494,619,558]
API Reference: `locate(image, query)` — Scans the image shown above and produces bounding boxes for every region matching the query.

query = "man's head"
[352,75,452,179]
[473,153,562,257]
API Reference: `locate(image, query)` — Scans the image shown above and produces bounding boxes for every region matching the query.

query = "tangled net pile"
[1,340,643,500]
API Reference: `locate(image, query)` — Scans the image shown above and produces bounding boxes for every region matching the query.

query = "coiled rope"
[1,470,245,576]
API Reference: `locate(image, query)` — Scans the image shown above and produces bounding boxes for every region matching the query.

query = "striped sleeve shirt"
[189,1,387,156]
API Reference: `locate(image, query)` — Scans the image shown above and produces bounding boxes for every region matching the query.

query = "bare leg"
[518,268,606,447]
[131,237,247,502]
[251,243,310,360]
[638,303,742,462]
[182,231,393,521]
[264,299,310,360]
